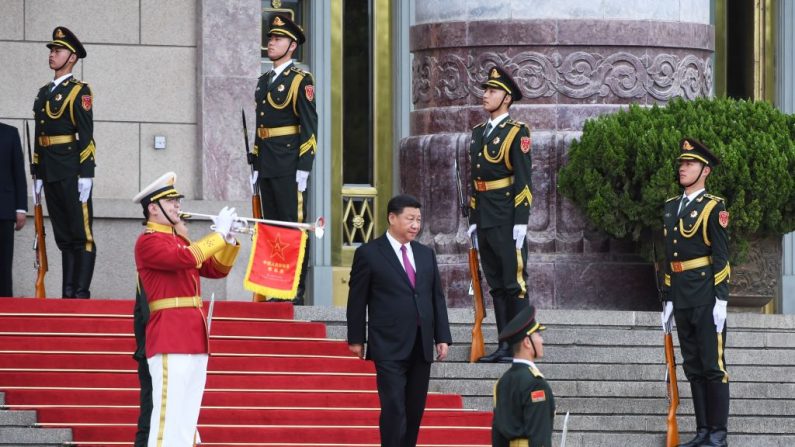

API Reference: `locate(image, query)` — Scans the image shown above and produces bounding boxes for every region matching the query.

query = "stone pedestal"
[402,6,714,310]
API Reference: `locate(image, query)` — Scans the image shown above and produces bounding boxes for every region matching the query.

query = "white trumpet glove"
[713,298,728,333]
[661,301,674,332]
[212,206,237,243]
[77,178,93,203]
[296,170,310,192]
[512,224,527,249]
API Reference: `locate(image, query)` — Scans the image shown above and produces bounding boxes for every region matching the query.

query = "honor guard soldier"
[251,14,318,304]
[468,66,533,362]
[133,172,241,446]
[492,305,555,447]
[660,138,730,447]
[31,27,97,298]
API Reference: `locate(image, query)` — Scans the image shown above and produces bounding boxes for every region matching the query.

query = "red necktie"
[401,245,416,288]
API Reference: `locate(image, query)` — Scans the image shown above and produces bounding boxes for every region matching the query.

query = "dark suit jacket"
[0,123,28,220]
[346,234,452,362]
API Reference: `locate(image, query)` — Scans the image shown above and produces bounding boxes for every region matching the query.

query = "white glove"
[512,224,527,249]
[661,301,673,331]
[296,170,310,192]
[77,178,93,203]
[33,179,43,197]
[212,206,237,242]
[466,224,477,238]
[713,298,727,333]
[250,171,259,187]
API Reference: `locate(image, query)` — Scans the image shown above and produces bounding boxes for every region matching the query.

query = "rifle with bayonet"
[25,120,47,299]
[455,146,486,363]
[654,241,679,446]
[242,109,266,302]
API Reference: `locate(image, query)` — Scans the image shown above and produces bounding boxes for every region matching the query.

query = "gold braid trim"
[211,243,241,274]
[45,84,82,121]
[267,73,304,111]
[514,185,533,208]
[299,134,317,156]
[483,125,521,167]
[187,233,227,269]
[714,264,731,285]
[80,141,96,163]
[678,199,718,241]
[664,273,671,287]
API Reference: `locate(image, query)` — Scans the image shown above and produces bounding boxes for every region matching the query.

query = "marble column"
[198,0,261,201]
[402,1,714,310]
[777,0,795,314]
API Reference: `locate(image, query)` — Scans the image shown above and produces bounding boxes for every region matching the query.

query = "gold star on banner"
[268,234,289,261]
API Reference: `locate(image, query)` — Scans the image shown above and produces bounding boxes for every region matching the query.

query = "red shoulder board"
[531,390,546,402]
[305,85,315,102]
[520,136,531,153]
[718,210,729,228]
[81,95,92,111]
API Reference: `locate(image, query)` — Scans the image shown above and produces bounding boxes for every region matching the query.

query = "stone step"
[551,432,795,447]
[0,410,36,426]
[554,397,795,417]
[547,414,793,435]
[432,362,795,384]
[0,427,71,445]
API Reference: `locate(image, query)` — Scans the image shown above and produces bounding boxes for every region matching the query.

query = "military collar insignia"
[696,196,704,202]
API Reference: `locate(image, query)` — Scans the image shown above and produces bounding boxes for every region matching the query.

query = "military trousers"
[478,223,529,333]
[147,353,207,447]
[43,176,95,252]
[674,303,729,383]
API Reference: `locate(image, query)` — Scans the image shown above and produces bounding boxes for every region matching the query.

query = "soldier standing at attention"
[250,14,318,304]
[133,172,241,446]
[661,138,730,447]
[492,305,554,447]
[467,66,533,363]
[32,27,97,298]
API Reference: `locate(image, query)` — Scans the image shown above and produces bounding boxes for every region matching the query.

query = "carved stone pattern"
[412,51,713,105]
[730,237,781,297]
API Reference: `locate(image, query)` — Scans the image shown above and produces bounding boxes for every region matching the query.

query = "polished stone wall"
[403,3,714,310]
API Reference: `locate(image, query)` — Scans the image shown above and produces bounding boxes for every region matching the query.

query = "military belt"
[37,134,76,147]
[670,256,712,273]
[473,176,514,192]
[148,296,203,313]
[257,125,299,139]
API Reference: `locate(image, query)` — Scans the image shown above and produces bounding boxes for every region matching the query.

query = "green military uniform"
[492,306,554,447]
[253,14,318,302]
[661,138,730,447]
[470,66,533,362]
[32,27,97,298]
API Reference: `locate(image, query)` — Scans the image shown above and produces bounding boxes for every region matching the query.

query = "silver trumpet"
[179,212,326,239]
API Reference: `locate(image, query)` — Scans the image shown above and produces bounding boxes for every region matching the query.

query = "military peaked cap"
[678,138,721,167]
[133,172,185,208]
[46,26,86,59]
[499,305,546,346]
[481,66,523,101]
[267,14,306,45]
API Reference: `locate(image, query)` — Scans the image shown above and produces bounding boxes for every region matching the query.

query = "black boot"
[677,382,709,447]
[701,382,730,447]
[478,294,512,363]
[61,250,77,298]
[74,248,96,299]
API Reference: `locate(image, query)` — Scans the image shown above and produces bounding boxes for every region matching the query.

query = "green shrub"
[558,97,795,259]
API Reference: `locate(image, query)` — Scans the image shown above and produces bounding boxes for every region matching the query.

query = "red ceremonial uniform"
[135,222,240,356]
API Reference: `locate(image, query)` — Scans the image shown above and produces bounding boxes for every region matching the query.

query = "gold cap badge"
[682,140,694,151]
[55,28,65,39]
[490,68,499,79]
[273,16,285,26]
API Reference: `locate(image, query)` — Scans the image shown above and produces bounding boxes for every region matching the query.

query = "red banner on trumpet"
[244,223,308,300]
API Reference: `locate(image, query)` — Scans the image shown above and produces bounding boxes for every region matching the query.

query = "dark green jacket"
[32,76,96,181]
[469,118,533,229]
[253,63,318,178]
[662,191,730,308]
[492,362,555,447]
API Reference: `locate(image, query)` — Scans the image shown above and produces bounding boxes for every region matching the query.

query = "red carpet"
[0,298,492,446]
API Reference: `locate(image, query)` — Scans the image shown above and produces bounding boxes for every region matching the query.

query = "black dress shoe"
[477,346,512,363]
[676,428,709,447]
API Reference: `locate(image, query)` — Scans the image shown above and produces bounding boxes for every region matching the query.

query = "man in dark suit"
[0,123,28,297]
[347,194,453,447]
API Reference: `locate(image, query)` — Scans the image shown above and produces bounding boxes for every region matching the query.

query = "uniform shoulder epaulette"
[68,78,86,86]
[290,66,307,75]
[505,119,524,127]
[144,228,156,234]
[472,122,486,130]
[704,193,724,202]
[527,366,544,378]
[665,196,680,203]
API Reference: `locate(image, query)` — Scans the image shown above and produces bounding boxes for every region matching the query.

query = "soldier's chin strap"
[156,201,178,226]
[528,335,538,358]
[53,51,74,73]
[269,40,294,65]
[682,163,707,189]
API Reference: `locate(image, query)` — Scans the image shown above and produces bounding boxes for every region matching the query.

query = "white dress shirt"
[385,230,416,272]
[679,188,705,214]
[50,73,74,91]
[271,59,293,83]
